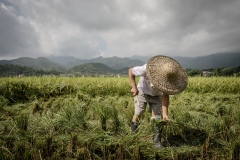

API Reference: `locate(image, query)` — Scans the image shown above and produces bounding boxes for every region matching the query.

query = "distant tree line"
[186,66,240,77]
[1,64,240,77]
[0,64,61,77]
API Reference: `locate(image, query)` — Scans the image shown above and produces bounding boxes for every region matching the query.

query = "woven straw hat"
[146,55,188,95]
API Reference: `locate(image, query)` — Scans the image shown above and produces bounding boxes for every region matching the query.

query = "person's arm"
[129,68,138,96]
[162,93,170,120]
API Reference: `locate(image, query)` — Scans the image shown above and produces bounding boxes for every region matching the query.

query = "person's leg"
[148,95,163,148]
[131,94,147,132]
[148,95,162,118]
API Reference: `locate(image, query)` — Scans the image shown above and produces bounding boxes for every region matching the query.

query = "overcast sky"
[0,0,240,60]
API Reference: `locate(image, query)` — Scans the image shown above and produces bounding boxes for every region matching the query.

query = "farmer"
[129,55,188,148]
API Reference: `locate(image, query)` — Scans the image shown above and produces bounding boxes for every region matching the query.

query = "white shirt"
[132,64,162,96]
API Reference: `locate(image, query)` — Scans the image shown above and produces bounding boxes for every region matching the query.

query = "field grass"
[0,76,240,159]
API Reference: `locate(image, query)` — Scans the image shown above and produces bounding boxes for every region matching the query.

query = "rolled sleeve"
[132,64,147,76]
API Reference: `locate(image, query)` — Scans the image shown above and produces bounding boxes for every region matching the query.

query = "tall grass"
[186,77,240,94]
[0,76,240,159]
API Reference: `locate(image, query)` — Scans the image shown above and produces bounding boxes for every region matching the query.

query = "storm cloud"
[0,0,239,59]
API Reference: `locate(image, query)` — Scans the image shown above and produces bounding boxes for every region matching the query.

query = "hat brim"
[146,55,188,95]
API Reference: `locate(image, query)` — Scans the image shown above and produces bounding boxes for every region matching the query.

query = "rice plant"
[0,76,240,159]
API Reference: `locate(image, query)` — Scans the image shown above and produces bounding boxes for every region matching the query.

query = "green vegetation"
[70,63,116,75]
[186,66,240,77]
[0,63,129,77]
[1,63,240,77]
[0,64,61,77]
[0,77,240,159]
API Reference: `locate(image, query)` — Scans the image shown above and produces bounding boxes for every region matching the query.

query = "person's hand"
[130,86,138,96]
[162,114,171,124]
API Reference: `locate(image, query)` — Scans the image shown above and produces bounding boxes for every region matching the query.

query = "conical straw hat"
[146,55,188,95]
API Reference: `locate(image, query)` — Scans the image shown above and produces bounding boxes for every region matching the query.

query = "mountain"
[70,63,119,75]
[88,56,145,70]
[0,64,61,77]
[62,56,145,69]
[0,57,66,72]
[130,52,240,69]
[129,55,152,63]
[0,64,36,76]
[47,56,145,69]
[174,52,240,69]
[0,52,239,73]
[0,56,143,72]
[47,56,79,66]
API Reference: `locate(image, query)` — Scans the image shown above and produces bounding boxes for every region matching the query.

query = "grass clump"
[0,77,240,159]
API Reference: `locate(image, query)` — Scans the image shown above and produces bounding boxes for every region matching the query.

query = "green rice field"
[0,77,240,159]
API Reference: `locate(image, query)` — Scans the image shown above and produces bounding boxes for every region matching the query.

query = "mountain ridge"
[0,57,66,72]
[129,52,240,69]
[51,56,145,70]
[0,52,240,72]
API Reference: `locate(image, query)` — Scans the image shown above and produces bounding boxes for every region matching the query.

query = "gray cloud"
[0,0,239,59]
[0,2,39,58]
